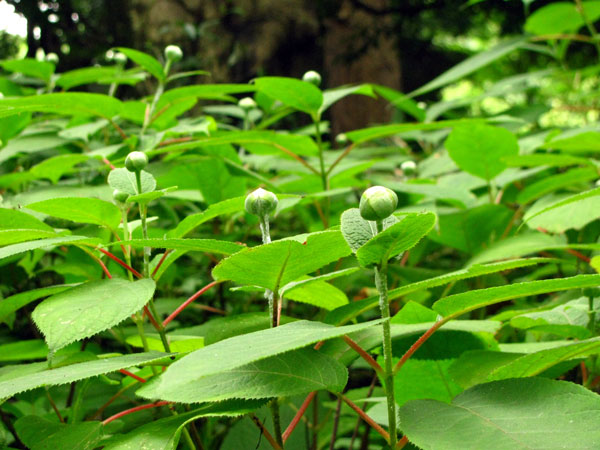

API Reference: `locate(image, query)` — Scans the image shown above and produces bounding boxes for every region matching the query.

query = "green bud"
[113,52,127,66]
[125,151,148,172]
[238,97,257,111]
[164,45,183,62]
[302,70,321,87]
[245,188,278,218]
[359,186,398,222]
[335,133,349,147]
[45,53,59,64]
[113,189,129,203]
[401,160,417,176]
[583,287,600,298]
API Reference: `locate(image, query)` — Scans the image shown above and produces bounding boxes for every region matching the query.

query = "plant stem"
[374,220,397,447]
[589,296,596,333]
[314,119,328,191]
[575,0,600,61]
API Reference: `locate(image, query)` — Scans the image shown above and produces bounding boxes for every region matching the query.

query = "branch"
[393,318,448,375]
[283,391,317,442]
[249,414,283,450]
[163,280,225,326]
[97,248,143,279]
[340,394,390,443]
[102,401,171,425]
[343,335,384,376]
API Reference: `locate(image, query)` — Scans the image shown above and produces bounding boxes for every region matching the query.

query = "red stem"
[393,319,447,375]
[143,305,162,331]
[343,335,384,376]
[283,391,317,442]
[250,414,283,450]
[396,435,409,449]
[102,401,170,425]
[97,248,143,279]
[102,156,116,170]
[163,280,223,326]
[340,395,390,443]
[152,249,171,278]
[119,369,147,383]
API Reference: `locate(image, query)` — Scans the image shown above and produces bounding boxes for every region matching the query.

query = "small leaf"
[254,76,323,117]
[107,168,156,196]
[26,197,121,229]
[32,279,156,352]
[399,378,600,450]
[30,154,91,184]
[356,212,436,267]
[15,416,102,450]
[340,208,397,252]
[116,47,165,80]
[445,123,519,180]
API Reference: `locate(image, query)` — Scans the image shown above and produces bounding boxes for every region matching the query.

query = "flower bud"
[245,188,278,218]
[113,189,129,203]
[238,97,257,111]
[164,45,183,62]
[335,133,349,147]
[302,70,321,87]
[45,53,59,64]
[125,151,148,173]
[401,160,417,176]
[113,52,127,66]
[359,186,398,222]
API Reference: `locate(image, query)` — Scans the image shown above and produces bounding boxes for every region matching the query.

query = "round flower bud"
[302,70,321,87]
[335,133,349,147]
[245,188,278,218]
[113,52,127,66]
[113,189,129,203]
[238,97,257,111]
[359,186,398,222]
[125,151,148,173]
[45,53,59,64]
[164,45,183,62]
[401,160,417,176]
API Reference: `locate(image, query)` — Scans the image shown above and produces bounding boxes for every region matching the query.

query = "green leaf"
[137,319,382,401]
[509,297,592,339]
[445,123,519,180]
[32,278,156,352]
[26,197,121,229]
[399,378,600,450]
[139,348,347,403]
[15,416,102,450]
[212,231,351,293]
[55,66,119,90]
[517,167,598,204]
[541,130,600,153]
[0,93,123,119]
[525,2,600,35]
[356,212,436,267]
[0,284,76,326]
[340,208,398,252]
[107,167,156,196]
[116,47,165,80]
[325,258,548,325]
[433,274,600,319]
[0,236,97,261]
[1,58,54,81]
[320,84,376,115]
[524,192,600,233]
[103,400,264,450]
[0,340,48,362]
[254,76,323,117]
[523,186,600,226]
[0,229,61,247]
[0,351,169,399]
[106,238,243,255]
[503,153,593,168]
[488,337,600,381]
[0,208,54,232]
[469,232,566,265]
[168,196,245,238]
[410,37,527,97]
[30,154,91,184]
[448,350,522,389]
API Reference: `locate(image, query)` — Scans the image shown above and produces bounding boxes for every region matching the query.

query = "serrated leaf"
[254,76,323,117]
[445,123,519,180]
[433,274,600,319]
[448,350,522,389]
[325,258,548,325]
[30,154,90,184]
[0,351,169,399]
[103,400,265,450]
[524,192,600,233]
[15,416,102,450]
[32,278,156,352]
[516,167,597,204]
[116,47,165,80]
[0,284,76,326]
[106,238,244,255]
[399,378,600,450]
[139,347,347,403]
[137,319,383,401]
[356,212,436,267]
[0,208,54,232]
[0,229,60,247]
[0,236,97,261]
[26,197,121,229]
[107,167,156,196]
[341,208,397,252]
[0,93,123,119]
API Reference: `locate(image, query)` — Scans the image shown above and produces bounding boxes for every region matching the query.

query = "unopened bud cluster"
[245,188,278,218]
[359,186,398,222]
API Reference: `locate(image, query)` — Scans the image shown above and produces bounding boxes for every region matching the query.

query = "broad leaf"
[399,378,600,450]
[0,93,123,119]
[116,47,165,80]
[340,208,398,252]
[0,351,170,399]
[15,416,102,450]
[107,167,156,196]
[254,76,323,117]
[0,284,76,326]
[32,278,156,352]
[0,59,54,81]
[106,238,243,255]
[27,197,122,229]
[0,236,97,261]
[525,2,600,35]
